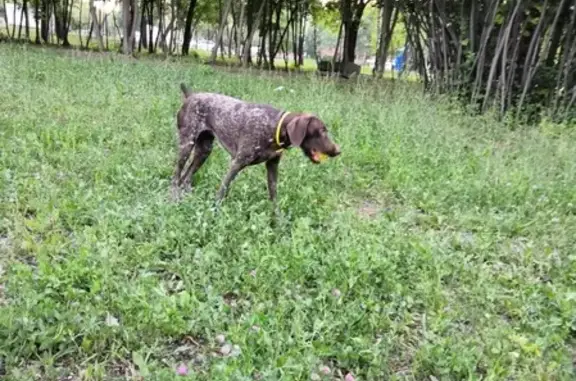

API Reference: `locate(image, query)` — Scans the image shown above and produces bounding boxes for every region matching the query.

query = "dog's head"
[286,114,341,164]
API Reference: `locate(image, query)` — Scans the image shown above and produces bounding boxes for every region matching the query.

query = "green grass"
[1,44,575,380]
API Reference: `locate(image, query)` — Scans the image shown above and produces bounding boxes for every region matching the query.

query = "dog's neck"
[275,112,297,149]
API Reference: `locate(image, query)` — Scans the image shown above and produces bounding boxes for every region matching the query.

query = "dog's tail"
[180,82,192,100]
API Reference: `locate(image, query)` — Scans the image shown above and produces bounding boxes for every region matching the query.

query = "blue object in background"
[392,47,405,71]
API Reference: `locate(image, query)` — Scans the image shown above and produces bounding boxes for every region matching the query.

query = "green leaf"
[132,351,149,377]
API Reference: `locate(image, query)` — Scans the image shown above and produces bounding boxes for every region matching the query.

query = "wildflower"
[176,364,188,376]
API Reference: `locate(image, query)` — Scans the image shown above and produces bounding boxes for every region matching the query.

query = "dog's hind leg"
[172,140,194,188]
[171,115,197,198]
[179,131,215,188]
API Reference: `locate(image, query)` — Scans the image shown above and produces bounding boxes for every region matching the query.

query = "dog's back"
[177,85,282,156]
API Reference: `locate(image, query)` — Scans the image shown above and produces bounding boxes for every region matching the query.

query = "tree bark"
[11,0,16,38]
[122,0,139,54]
[545,0,571,67]
[139,2,147,51]
[242,0,266,66]
[257,3,268,67]
[17,0,25,39]
[272,3,297,65]
[341,0,368,66]
[89,0,104,50]
[40,0,50,43]
[374,0,398,76]
[128,0,139,52]
[210,0,232,63]
[332,19,343,72]
[343,20,360,64]
[24,0,30,40]
[267,0,282,69]
[181,0,198,55]
[122,0,131,53]
[1,0,9,37]
[297,4,306,66]
[86,20,93,47]
[235,1,244,58]
[148,0,154,54]
[78,0,83,46]
[33,0,40,43]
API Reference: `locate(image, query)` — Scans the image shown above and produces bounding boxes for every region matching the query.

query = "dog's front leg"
[265,157,280,202]
[215,159,246,203]
[266,157,282,221]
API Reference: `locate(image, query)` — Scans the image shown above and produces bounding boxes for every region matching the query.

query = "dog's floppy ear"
[286,115,311,147]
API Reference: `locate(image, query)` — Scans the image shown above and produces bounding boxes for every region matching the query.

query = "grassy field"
[0,44,575,380]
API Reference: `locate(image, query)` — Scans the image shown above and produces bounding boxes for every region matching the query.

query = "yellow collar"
[275,111,290,153]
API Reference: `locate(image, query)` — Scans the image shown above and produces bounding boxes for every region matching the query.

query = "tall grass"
[0,44,575,380]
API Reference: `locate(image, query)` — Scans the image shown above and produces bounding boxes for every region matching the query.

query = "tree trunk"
[545,0,571,66]
[1,0,9,37]
[343,20,360,64]
[242,0,266,66]
[52,0,71,45]
[235,1,244,58]
[62,0,73,46]
[554,0,576,113]
[86,20,93,47]
[228,0,236,58]
[160,16,174,54]
[374,0,397,77]
[289,0,296,66]
[313,22,319,63]
[154,15,162,52]
[128,0,139,52]
[18,0,25,39]
[40,0,50,43]
[53,0,60,44]
[340,0,367,66]
[267,0,281,69]
[140,4,147,51]
[258,0,270,67]
[258,16,268,67]
[78,0,83,46]
[181,0,198,55]
[297,6,306,66]
[210,0,232,63]
[272,3,297,66]
[89,0,104,50]
[333,19,343,72]
[122,0,138,54]
[33,0,40,43]
[11,0,16,38]
[122,0,131,53]
[148,0,154,54]
[105,15,109,49]
[24,0,30,39]
[168,0,176,53]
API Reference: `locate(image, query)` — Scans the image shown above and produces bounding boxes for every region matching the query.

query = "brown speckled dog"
[171,83,341,204]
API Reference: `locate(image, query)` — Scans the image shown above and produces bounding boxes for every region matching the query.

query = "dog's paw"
[269,205,284,227]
